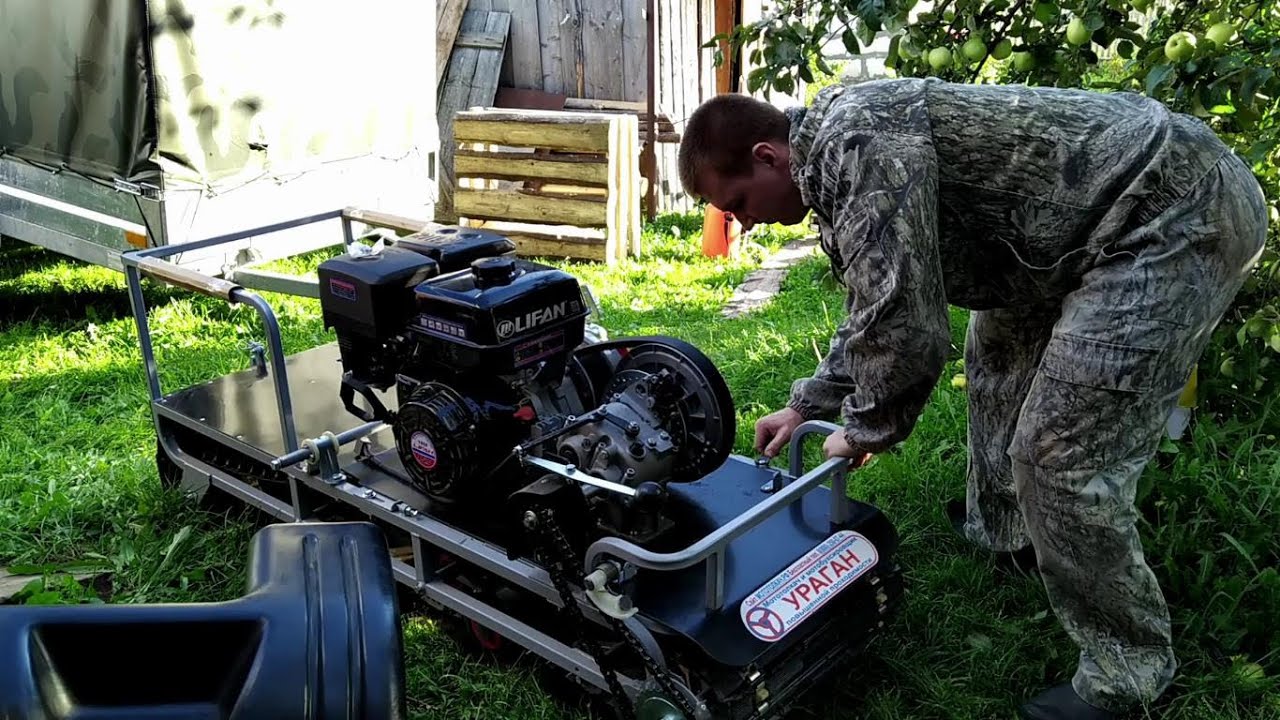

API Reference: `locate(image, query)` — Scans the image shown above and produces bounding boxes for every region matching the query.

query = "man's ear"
[751,141,780,166]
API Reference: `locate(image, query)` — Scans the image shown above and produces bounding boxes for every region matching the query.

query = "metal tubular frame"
[120,212,857,712]
[584,422,852,611]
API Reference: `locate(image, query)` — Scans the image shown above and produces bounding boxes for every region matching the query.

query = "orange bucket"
[701,204,741,258]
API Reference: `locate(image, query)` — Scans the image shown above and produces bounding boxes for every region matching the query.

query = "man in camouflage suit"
[678,78,1268,719]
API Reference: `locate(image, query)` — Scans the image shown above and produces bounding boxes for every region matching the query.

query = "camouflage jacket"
[783,77,1231,454]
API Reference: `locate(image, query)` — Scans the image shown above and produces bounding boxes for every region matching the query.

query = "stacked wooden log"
[452,108,641,264]
[559,98,681,144]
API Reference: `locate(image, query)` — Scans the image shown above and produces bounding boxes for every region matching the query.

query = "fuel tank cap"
[471,256,518,288]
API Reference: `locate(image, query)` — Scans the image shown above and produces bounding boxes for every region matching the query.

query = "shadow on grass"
[0,243,65,279]
[0,245,199,329]
[0,245,317,332]
[0,282,192,328]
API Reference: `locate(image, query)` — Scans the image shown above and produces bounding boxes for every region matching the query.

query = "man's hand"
[823,432,872,468]
[754,407,806,458]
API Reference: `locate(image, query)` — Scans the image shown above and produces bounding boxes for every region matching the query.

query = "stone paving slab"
[722,236,820,318]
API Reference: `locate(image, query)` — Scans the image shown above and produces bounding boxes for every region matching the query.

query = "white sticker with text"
[740,530,878,643]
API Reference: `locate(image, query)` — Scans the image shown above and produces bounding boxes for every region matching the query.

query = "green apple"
[1220,357,1237,378]
[1066,16,1091,45]
[1206,22,1236,48]
[992,38,1014,60]
[1246,316,1270,338]
[1164,31,1196,62]
[1235,661,1267,685]
[929,47,953,70]
[963,37,989,62]
[1130,0,1151,11]
[1012,51,1036,71]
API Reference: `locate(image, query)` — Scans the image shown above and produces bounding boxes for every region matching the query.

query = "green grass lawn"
[0,215,1276,719]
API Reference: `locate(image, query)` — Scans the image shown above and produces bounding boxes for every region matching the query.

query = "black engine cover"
[394,226,516,272]
[318,246,441,386]
[409,257,589,376]
[319,246,440,342]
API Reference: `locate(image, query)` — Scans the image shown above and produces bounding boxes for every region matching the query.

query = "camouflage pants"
[959,150,1268,712]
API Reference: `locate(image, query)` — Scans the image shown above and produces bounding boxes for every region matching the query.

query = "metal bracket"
[755,455,784,493]
[112,177,163,200]
[303,431,345,485]
[245,341,267,376]
[517,448,637,497]
[583,561,638,619]
[270,420,387,472]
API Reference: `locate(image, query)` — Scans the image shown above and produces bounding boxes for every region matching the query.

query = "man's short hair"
[678,94,791,200]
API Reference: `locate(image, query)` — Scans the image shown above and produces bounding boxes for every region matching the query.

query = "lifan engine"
[317,229,734,542]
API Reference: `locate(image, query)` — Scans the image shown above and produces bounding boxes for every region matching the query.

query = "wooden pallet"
[452,108,641,264]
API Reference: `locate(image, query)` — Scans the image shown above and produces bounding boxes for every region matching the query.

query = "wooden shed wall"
[457,0,719,214]
[650,0,717,213]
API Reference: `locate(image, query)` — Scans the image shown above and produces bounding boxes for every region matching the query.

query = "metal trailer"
[0,0,438,291]
[122,212,905,719]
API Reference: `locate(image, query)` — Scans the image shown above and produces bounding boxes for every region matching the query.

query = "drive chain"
[530,507,700,720]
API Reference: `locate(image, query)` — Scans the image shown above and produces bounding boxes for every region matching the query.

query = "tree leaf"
[966,633,993,651]
[1145,63,1176,96]
[1246,139,1277,164]
[857,0,885,20]
[1035,2,1060,24]
[1241,68,1274,108]
[843,27,861,55]
[1232,103,1261,130]
[776,38,799,64]
[1112,27,1145,44]
[1212,55,1247,76]
[855,17,877,47]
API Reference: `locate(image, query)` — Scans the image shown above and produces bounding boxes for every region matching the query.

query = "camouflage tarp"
[0,0,158,184]
[147,0,433,194]
[2,0,434,192]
